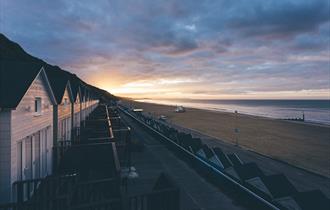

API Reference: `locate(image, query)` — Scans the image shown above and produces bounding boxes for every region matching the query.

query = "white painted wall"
[0,76,100,204]
[73,94,81,128]
[87,100,99,115]
[57,86,72,141]
[80,97,100,121]
[8,73,53,203]
[81,96,87,121]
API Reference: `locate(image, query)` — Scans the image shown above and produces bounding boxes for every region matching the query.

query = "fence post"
[17,182,23,204]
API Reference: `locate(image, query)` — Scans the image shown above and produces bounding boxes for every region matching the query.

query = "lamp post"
[234,110,239,146]
[302,111,305,121]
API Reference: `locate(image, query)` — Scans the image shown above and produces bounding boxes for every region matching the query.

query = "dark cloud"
[225,0,329,37]
[1,0,329,98]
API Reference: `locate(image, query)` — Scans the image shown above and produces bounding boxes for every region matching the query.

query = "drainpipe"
[71,102,74,141]
[53,105,58,173]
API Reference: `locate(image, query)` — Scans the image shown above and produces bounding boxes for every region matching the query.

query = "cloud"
[224,0,329,38]
[1,0,329,98]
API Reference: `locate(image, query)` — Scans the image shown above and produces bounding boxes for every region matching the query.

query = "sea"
[135,99,330,125]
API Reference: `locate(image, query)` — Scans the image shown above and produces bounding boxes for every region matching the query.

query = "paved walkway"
[121,113,247,210]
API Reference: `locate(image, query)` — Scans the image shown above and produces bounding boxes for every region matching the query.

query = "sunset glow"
[2,0,329,99]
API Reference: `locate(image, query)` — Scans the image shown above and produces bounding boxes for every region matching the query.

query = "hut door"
[23,136,33,180]
[33,131,41,179]
[17,141,23,181]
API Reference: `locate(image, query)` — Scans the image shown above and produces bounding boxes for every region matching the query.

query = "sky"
[1,0,329,99]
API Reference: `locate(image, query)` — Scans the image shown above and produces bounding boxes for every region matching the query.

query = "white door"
[58,121,61,141]
[17,141,23,181]
[46,127,52,175]
[67,118,71,140]
[64,118,67,140]
[41,128,47,176]
[33,132,41,179]
[23,136,32,180]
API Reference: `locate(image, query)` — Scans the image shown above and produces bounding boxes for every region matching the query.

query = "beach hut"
[69,75,83,139]
[227,153,244,166]
[246,173,298,202]
[80,85,87,121]
[79,84,99,123]
[262,174,297,199]
[281,190,330,210]
[45,66,74,143]
[212,147,233,169]
[0,61,56,203]
[87,88,99,115]
[201,145,224,169]
[85,87,91,116]
[234,162,265,181]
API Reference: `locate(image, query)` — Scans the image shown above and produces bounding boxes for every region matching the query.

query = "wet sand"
[125,100,330,177]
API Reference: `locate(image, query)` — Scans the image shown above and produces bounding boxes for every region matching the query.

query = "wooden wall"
[58,86,72,121]
[57,86,72,141]
[73,94,81,128]
[10,73,54,200]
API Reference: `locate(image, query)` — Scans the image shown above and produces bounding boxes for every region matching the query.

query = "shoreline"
[124,100,330,178]
[135,100,330,128]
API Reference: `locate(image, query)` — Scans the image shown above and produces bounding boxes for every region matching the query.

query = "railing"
[112,128,131,168]
[72,127,81,143]
[70,178,121,206]
[0,176,122,210]
[120,106,280,210]
[71,198,122,210]
[103,105,131,174]
[0,173,78,210]
[0,202,18,210]
[12,173,77,203]
[129,188,180,210]
[12,178,43,203]
[53,140,72,170]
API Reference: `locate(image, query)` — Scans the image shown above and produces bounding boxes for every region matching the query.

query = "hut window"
[64,98,69,107]
[35,97,42,114]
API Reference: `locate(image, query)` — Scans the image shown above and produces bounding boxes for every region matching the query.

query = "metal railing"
[129,188,180,210]
[120,106,280,210]
[1,173,78,210]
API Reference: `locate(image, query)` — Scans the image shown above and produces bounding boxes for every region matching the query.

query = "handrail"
[110,117,121,120]
[69,142,114,147]
[129,187,180,210]
[12,173,78,204]
[85,119,109,122]
[76,177,118,186]
[71,198,122,210]
[120,107,280,210]
[112,128,131,132]
[87,137,116,141]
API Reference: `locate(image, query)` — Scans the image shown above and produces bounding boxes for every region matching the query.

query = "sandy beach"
[125,100,330,177]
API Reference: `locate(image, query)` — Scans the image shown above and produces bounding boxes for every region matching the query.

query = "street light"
[234,110,239,146]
